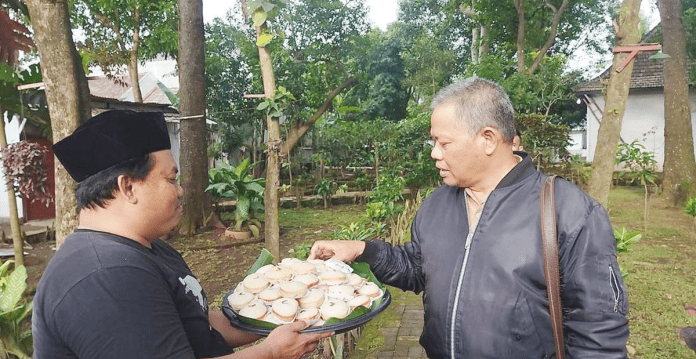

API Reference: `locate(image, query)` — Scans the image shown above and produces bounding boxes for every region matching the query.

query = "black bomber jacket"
[358,153,630,359]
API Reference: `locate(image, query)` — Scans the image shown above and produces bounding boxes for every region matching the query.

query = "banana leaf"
[245,248,274,277]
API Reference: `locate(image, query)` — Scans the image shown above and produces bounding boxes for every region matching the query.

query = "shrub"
[0,141,52,206]
[314,178,347,208]
[290,242,313,260]
[370,173,405,204]
[385,189,428,245]
[614,227,642,253]
[613,227,641,278]
[0,261,33,359]
[515,113,572,170]
[206,159,265,236]
[330,221,386,241]
[684,197,696,230]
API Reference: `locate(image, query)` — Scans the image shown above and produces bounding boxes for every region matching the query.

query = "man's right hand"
[309,240,366,263]
[262,321,333,359]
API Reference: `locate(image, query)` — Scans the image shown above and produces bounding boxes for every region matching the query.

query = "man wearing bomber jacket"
[310,77,629,358]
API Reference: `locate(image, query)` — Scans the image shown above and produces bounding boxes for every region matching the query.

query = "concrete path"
[351,289,427,359]
[0,218,54,258]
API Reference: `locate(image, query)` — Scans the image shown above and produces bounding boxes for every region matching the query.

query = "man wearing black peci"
[33,110,331,359]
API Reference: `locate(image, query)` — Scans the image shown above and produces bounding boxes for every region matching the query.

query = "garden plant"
[0,261,33,359]
[205,158,265,238]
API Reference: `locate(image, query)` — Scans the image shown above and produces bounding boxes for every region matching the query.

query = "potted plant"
[206,158,265,240]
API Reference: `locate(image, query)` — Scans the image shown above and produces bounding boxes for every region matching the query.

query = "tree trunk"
[26,0,91,247]
[128,7,143,103]
[471,26,480,64]
[256,26,281,261]
[0,106,24,266]
[460,0,488,64]
[374,142,380,182]
[658,0,696,204]
[587,0,642,207]
[177,0,212,235]
[514,0,526,73]
[479,25,489,59]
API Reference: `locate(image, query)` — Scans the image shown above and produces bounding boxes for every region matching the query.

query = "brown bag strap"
[540,175,565,359]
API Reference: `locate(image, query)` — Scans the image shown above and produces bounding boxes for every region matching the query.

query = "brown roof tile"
[87,75,132,99]
[573,51,666,93]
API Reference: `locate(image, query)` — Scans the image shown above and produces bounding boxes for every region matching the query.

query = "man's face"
[429,104,485,188]
[133,150,184,238]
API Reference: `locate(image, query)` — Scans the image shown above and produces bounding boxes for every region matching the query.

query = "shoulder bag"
[540,175,565,359]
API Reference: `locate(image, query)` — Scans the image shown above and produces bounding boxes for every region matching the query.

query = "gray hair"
[430,77,516,142]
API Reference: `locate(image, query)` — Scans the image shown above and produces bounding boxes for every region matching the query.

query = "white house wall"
[0,115,24,222]
[584,88,696,171]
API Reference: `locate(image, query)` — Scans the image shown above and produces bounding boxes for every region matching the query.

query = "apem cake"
[228,258,384,327]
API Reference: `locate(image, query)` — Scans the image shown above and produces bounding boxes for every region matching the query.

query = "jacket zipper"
[450,231,474,359]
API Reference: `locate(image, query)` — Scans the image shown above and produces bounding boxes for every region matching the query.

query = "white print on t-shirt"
[179,275,207,310]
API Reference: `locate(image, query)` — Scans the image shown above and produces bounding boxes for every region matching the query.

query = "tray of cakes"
[221,249,391,335]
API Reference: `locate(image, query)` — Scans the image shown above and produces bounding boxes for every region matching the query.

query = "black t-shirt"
[32,230,232,359]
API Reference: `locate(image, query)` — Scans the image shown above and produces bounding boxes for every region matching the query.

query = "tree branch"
[459,4,476,18]
[528,0,570,74]
[281,77,357,154]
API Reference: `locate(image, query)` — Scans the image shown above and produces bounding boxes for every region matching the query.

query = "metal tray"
[222,288,392,335]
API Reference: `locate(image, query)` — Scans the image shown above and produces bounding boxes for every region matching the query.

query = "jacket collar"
[495,151,537,189]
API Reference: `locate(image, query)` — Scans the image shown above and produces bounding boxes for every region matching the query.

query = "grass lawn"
[611,186,696,358]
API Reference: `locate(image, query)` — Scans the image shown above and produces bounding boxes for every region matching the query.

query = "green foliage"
[566,154,592,187]
[204,19,261,161]
[206,159,265,233]
[314,119,390,168]
[370,173,405,204]
[0,63,50,137]
[71,0,178,74]
[685,195,696,237]
[365,173,407,222]
[684,197,696,217]
[382,108,439,190]
[290,242,313,260]
[247,0,287,23]
[314,177,334,199]
[314,177,346,207]
[397,0,469,74]
[615,140,658,187]
[614,227,641,253]
[365,201,400,222]
[354,171,371,191]
[255,86,296,118]
[401,34,457,103]
[385,189,429,245]
[361,37,408,121]
[686,4,696,82]
[205,0,371,167]
[0,261,33,359]
[467,54,585,128]
[330,221,386,241]
[512,113,571,168]
[245,248,274,276]
[614,227,641,278]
